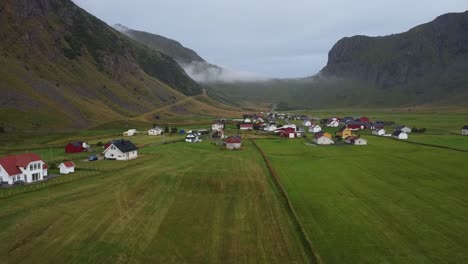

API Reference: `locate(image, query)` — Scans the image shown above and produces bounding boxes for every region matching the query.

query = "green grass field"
[256,137,468,264]
[0,141,310,263]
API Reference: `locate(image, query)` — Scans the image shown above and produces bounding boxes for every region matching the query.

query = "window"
[111,146,116,150]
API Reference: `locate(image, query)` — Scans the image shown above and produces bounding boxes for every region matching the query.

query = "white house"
[212,123,224,131]
[264,124,277,132]
[308,124,322,133]
[302,120,312,127]
[148,127,163,136]
[123,129,137,136]
[346,136,368,145]
[0,153,48,185]
[313,135,334,145]
[462,126,468,135]
[103,139,138,160]
[396,126,412,133]
[372,128,386,136]
[392,130,408,140]
[243,118,251,123]
[327,120,340,127]
[58,161,75,174]
[185,133,200,143]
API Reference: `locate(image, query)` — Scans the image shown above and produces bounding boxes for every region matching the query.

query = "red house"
[239,123,253,130]
[358,116,370,123]
[278,127,299,138]
[65,142,86,153]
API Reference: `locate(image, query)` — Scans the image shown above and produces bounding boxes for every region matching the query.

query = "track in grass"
[0,141,311,263]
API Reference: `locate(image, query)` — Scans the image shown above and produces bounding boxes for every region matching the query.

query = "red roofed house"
[225,136,242,150]
[278,127,300,138]
[358,116,370,123]
[240,123,253,130]
[58,161,76,174]
[0,153,48,185]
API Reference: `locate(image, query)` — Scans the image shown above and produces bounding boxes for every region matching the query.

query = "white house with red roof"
[58,161,76,174]
[212,122,224,131]
[0,153,48,185]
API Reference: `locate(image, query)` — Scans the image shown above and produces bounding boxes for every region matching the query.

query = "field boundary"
[370,135,468,153]
[250,139,323,264]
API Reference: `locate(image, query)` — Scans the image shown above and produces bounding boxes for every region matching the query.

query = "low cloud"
[179,61,271,83]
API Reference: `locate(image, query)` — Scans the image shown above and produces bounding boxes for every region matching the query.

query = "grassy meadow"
[0,140,311,263]
[256,137,468,264]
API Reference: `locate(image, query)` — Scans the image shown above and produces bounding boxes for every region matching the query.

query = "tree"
[171,127,178,134]
[164,126,169,133]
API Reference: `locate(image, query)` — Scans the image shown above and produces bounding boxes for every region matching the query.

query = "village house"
[358,116,370,123]
[225,136,242,150]
[211,130,225,139]
[346,136,368,145]
[326,117,340,127]
[346,121,365,130]
[58,161,75,174]
[65,141,90,153]
[392,130,408,140]
[212,122,224,131]
[462,125,468,135]
[371,122,385,130]
[278,127,301,138]
[313,133,335,145]
[336,126,353,139]
[395,125,412,133]
[264,123,278,132]
[372,128,386,136]
[240,123,254,130]
[103,139,138,160]
[185,133,200,143]
[243,118,251,123]
[309,124,322,133]
[148,126,163,136]
[0,153,48,185]
[340,116,355,124]
[302,120,312,127]
[123,129,137,136]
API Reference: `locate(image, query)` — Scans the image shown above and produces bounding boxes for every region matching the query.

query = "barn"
[65,142,89,153]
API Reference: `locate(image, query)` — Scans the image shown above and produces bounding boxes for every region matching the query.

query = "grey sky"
[72,0,468,78]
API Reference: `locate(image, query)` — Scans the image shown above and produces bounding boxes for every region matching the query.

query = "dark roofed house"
[462,126,468,135]
[103,139,138,160]
[65,142,89,153]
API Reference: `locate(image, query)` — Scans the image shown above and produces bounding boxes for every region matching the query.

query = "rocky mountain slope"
[114,24,227,83]
[321,11,468,103]
[0,0,204,130]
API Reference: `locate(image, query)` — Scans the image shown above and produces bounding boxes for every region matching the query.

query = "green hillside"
[0,0,204,131]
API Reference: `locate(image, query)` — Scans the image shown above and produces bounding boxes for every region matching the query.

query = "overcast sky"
[72,0,468,78]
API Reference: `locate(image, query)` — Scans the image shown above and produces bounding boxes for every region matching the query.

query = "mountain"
[209,11,468,109]
[320,11,468,105]
[0,0,217,131]
[114,24,234,83]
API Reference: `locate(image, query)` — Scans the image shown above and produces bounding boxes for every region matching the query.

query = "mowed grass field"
[0,141,311,263]
[256,137,468,264]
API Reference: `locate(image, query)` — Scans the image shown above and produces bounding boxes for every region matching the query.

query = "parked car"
[13,180,25,185]
[88,155,98,161]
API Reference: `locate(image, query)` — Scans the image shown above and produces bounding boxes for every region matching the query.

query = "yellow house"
[323,132,333,139]
[336,127,353,139]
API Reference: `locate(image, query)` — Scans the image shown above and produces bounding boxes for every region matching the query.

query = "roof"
[462,126,468,129]
[109,139,138,153]
[0,153,44,175]
[225,137,242,144]
[392,130,404,136]
[60,161,75,168]
[67,142,83,147]
[240,123,253,127]
[186,133,198,138]
[337,126,346,132]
